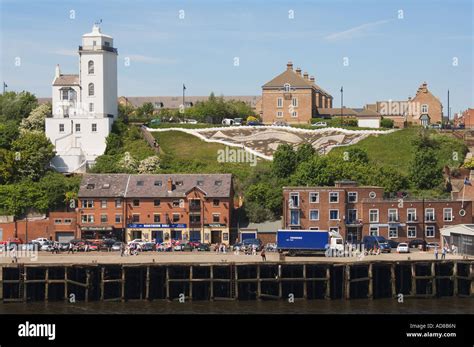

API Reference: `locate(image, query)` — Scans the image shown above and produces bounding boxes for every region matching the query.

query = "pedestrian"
[261,248,266,261]
[252,244,257,256]
[68,242,74,254]
[434,246,439,260]
[120,243,124,257]
[10,245,18,263]
[441,247,446,260]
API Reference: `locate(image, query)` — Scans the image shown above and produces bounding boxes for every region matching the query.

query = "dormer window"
[154,180,162,186]
[215,180,222,186]
[102,183,110,189]
[197,180,204,186]
[88,60,94,74]
[176,181,183,186]
[284,83,291,92]
[86,184,95,189]
[137,181,144,186]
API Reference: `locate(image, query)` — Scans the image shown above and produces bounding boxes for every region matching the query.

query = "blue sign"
[127,223,187,229]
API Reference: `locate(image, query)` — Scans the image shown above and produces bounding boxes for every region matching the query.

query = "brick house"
[366,82,443,127]
[77,173,234,245]
[260,61,333,124]
[454,108,474,128]
[283,180,472,243]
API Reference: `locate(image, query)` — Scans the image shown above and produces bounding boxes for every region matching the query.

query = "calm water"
[1,298,473,315]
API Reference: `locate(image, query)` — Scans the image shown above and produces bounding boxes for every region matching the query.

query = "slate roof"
[53,74,80,86]
[78,174,233,198]
[262,68,332,97]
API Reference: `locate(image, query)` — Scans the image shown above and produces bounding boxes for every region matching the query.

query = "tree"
[0,120,20,150]
[295,143,316,164]
[272,144,297,178]
[12,132,55,181]
[136,102,155,119]
[19,103,51,133]
[380,117,394,129]
[119,152,138,172]
[0,148,16,184]
[408,148,443,190]
[118,103,134,124]
[138,156,160,173]
[105,133,123,155]
[342,147,369,164]
[89,155,122,173]
[291,156,333,186]
[0,91,38,122]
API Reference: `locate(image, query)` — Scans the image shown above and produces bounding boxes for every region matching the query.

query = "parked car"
[233,118,243,126]
[362,236,391,253]
[408,239,427,249]
[128,239,147,247]
[59,242,70,251]
[396,243,410,253]
[40,242,53,252]
[247,121,263,126]
[264,243,278,252]
[272,121,288,126]
[312,122,328,127]
[111,242,123,251]
[156,243,173,252]
[197,243,210,252]
[32,238,49,246]
[222,118,235,126]
[242,238,263,251]
[386,239,400,249]
[426,242,440,250]
[101,238,118,251]
[141,242,156,252]
[430,123,442,129]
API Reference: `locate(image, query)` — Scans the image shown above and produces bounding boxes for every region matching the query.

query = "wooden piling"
[100,267,105,301]
[344,265,351,300]
[44,268,49,302]
[257,264,261,300]
[368,264,373,299]
[431,262,437,297]
[453,262,458,296]
[64,267,68,302]
[303,264,307,299]
[165,267,170,300]
[121,266,126,302]
[325,265,331,300]
[145,266,150,300]
[411,263,416,296]
[189,266,193,301]
[390,263,396,298]
[278,265,282,299]
[210,265,214,300]
[85,268,90,302]
[470,263,474,297]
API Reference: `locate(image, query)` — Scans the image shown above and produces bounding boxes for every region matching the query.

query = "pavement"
[0,249,470,265]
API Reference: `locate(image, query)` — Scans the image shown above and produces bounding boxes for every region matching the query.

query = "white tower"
[46,24,118,173]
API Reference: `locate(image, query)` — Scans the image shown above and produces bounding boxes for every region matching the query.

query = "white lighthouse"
[46,24,118,173]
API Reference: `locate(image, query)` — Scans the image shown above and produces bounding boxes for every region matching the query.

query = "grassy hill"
[330,128,467,174]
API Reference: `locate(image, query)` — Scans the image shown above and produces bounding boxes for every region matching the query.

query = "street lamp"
[340,86,344,126]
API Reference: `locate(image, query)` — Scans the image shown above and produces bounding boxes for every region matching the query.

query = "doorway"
[211,230,222,243]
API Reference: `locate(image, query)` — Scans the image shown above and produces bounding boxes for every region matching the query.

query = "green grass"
[121,126,156,160]
[148,123,229,129]
[330,127,467,174]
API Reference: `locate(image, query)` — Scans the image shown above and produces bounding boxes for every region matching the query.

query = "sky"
[1,0,473,114]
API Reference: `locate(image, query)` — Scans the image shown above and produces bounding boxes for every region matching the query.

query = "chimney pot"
[303,72,309,80]
[167,178,173,192]
[296,67,302,76]
[310,76,315,82]
[286,61,293,70]
[55,64,61,79]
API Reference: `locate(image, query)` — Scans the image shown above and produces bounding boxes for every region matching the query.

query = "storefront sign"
[204,223,227,228]
[81,226,113,231]
[127,223,186,229]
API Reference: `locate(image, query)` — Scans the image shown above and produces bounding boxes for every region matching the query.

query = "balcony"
[79,45,118,54]
[345,219,363,226]
[189,204,201,212]
[406,218,418,223]
[425,218,436,223]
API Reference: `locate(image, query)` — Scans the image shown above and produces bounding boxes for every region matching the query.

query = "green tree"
[295,143,316,164]
[12,132,55,181]
[408,148,443,190]
[0,148,16,184]
[19,103,51,133]
[272,144,297,178]
[0,91,38,122]
[292,156,333,186]
[342,147,369,164]
[380,117,394,128]
[0,120,20,150]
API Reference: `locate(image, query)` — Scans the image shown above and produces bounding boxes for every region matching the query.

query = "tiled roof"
[53,74,80,86]
[317,107,359,117]
[262,68,332,97]
[78,174,233,198]
[120,95,260,109]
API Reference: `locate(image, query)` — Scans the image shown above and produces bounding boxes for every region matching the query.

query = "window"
[276,111,283,118]
[347,209,357,222]
[277,98,283,108]
[408,226,416,238]
[75,123,81,132]
[289,193,299,208]
[172,200,180,208]
[214,180,222,186]
[93,40,97,46]
[369,227,379,236]
[104,41,110,47]
[213,199,220,207]
[212,214,220,223]
[154,199,161,207]
[197,180,204,186]
[61,89,69,100]
[154,214,161,223]
[190,214,201,224]
[153,180,162,186]
[115,199,122,208]
[100,214,108,223]
[115,214,122,224]
[89,103,94,112]
[88,60,94,74]
[175,181,183,186]
[290,210,300,225]
[284,83,291,92]
[389,226,398,238]
[348,192,358,203]
[132,214,140,223]
[309,227,319,230]
[86,184,95,189]
[92,123,97,132]
[81,200,94,208]
[59,124,64,133]
[88,83,94,96]
[54,219,62,224]
[64,219,72,224]
[133,199,140,207]
[407,208,417,222]
[369,209,379,223]
[173,213,180,222]
[425,208,435,221]
[388,209,398,222]
[421,104,428,113]
[329,227,339,233]
[329,209,339,220]
[426,226,435,238]
[291,111,298,118]
[443,208,453,222]
[136,181,144,186]
[329,192,339,203]
[309,192,319,203]
[81,215,94,223]
[101,200,107,208]
[309,210,319,221]
[292,98,298,107]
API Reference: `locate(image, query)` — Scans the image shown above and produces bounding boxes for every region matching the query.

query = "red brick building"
[77,174,234,245]
[0,212,78,242]
[283,180,472,243]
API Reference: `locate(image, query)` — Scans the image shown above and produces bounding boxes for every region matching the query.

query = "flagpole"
[462,180,466,209]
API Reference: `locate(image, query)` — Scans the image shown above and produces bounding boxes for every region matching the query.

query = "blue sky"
[1,0,473,114]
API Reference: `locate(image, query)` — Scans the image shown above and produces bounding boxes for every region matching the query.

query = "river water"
[1,297,472,314]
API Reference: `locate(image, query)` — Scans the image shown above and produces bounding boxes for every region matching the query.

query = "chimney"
[55,64,61,79]
[296,67,302,76]
[310,76,315,83]
[286,61,293,70]
[303,72,309,80]
[167,178,173,192]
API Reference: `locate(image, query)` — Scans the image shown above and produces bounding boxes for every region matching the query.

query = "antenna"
[94,19,103,26]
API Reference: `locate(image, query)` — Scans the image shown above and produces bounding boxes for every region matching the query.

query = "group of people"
[232,244,266,261]
[214,243,227,253]
[120,242,140,257]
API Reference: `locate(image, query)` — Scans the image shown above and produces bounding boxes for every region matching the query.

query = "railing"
[79,45,117,53]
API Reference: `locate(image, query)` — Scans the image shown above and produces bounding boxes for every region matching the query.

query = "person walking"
[261,248,266,262]
[68,242,74,254]
[120,243,124,257]
[10,245,18,263]
[441,246,447,260]
[434,246,439,260]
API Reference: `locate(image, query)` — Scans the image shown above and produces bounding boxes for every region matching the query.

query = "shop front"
[80,226,122,240]
[204,223,229,245]
[126,223,187,243]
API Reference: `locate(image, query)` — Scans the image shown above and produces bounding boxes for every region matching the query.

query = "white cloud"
[325,19,392,41]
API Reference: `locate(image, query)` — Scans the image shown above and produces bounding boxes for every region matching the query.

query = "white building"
[46,24,118,173]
